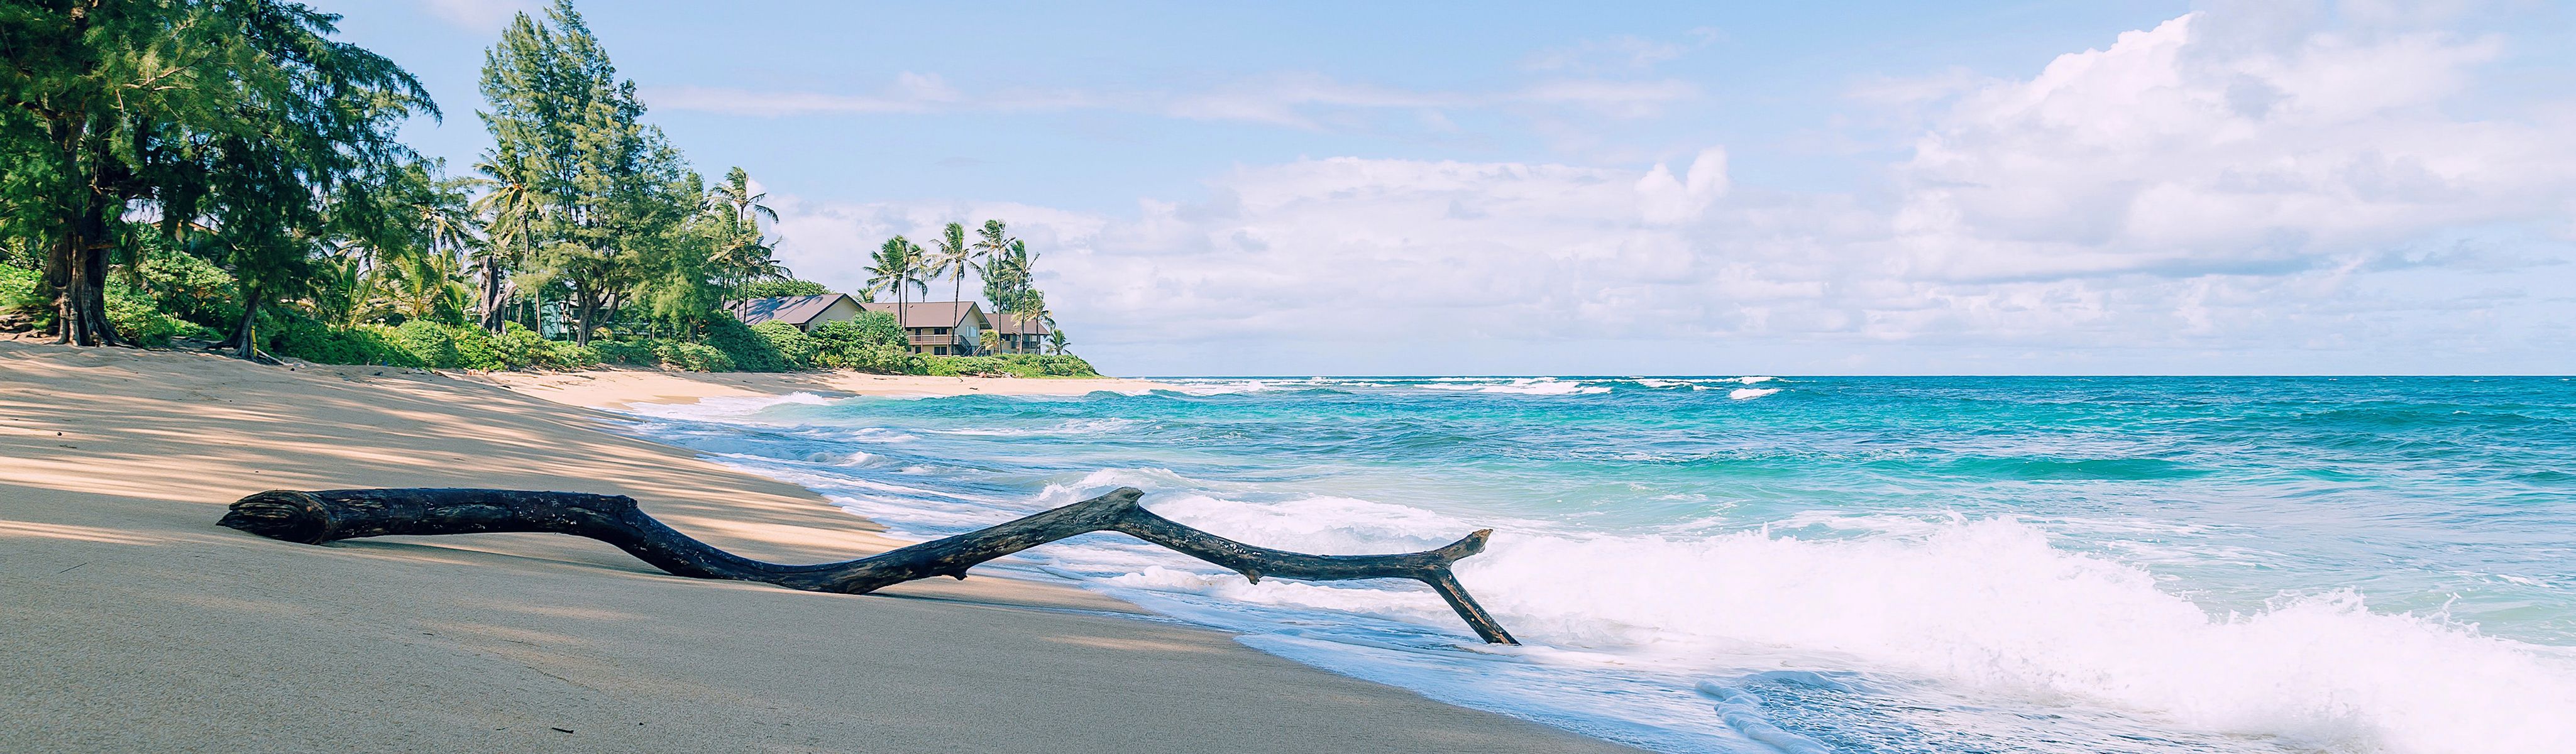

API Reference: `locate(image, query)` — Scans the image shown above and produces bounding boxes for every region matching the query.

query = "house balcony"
[906,334,967,347]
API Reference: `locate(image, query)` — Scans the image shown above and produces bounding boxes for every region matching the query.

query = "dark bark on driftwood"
[220,486,1519,644]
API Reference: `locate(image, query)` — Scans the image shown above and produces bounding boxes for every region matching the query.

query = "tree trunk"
[43,131,119,347]
[478,258,507,334]
[221,486,1519,644]
[573,283,597,346]
[230,292,261,361]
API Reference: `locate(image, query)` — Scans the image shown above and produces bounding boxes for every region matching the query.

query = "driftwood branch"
[219,486,1518,644]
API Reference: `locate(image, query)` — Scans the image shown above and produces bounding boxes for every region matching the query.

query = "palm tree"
[978,329,1003,356]
[705,168,789,293]
[469,156,544,333]
[972,219,1015,306]
[1047,329,1069,355]
[418,179,479,273]
[865,235,927,331]
[928,221,980,314]
[707,167,778,230]
[1007,289,1047,354]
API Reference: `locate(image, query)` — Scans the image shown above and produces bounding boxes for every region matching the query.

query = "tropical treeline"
[0,0,1091,376]
[862,219,1068,354]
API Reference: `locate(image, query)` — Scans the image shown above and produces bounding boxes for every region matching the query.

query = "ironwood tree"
[476,0,696,346]
[0,0,431,347]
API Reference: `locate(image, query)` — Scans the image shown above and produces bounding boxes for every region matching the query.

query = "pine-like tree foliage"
[476,0,693,346]
[0,0,433,348]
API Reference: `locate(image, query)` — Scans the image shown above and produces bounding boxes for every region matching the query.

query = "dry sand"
[0,341,1630,753]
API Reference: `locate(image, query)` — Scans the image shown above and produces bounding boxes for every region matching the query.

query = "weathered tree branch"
[220,486,1519,644]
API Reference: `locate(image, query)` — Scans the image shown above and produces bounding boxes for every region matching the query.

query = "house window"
[934,346,948,355]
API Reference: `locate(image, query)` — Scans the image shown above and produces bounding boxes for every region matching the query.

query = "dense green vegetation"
[0,0,1091,376]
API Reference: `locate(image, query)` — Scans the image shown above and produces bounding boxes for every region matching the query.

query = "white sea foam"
[1167,380,1272,395]
[618,391,834,421]
[1421,378,1612,395]
[1735,376,1778,385]
[1728,387,1780,400]
[928,418,1142,437]
[1057,493,2576,753]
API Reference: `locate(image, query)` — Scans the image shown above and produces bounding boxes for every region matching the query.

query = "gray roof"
[860,301,989,329]
[726,294,853,327]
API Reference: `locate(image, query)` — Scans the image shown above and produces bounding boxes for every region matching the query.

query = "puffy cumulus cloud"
[768,158,1739,344]
[1888,9,2571,282]
[763,6,2575,374]
[1636,148,1731,224]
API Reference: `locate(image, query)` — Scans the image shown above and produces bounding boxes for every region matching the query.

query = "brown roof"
[860,301,989,330]
[987,314,1050,336]
[725,294,855,327]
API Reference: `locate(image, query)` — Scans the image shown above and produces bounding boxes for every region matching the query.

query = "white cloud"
[1887,11,2565,283]
[757,6,2576,374]
[1636,148,1730,224]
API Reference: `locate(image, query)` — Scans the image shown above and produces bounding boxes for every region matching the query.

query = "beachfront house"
[725,293,864,332]
[988,312,1051,353]
[862,301,991,356]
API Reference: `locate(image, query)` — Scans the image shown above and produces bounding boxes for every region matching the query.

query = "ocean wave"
[1421,378,1612,396]
[1057,490,2576,753]
[928,418,1143,437]
[1453,520,2576,754]
[610,377,2576,753]
[1729,387,1781,400]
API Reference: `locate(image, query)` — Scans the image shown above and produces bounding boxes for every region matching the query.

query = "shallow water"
[620,376,2576,753]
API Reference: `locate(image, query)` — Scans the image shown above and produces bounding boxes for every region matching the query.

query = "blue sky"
[316,1,2576,375]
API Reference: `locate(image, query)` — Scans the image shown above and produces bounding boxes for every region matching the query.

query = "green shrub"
[922,355,993,376]
[104,281,212,346]
[269,319,422,366]
[138,250,239,331]
[449,325,509,369]
[1,262,43,316]
[751,321,817,369]
[922,353,1103,378]
[819,344,922,373]
[810,312,919,373]
[653,341,734,372]
[700,314,789,372]
[590,339,659,367]
[734,279,830,298]
[391,320,461,367]
[490,322,596,370]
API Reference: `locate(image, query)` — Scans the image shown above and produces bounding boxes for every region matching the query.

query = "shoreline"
[0,341,1628,753]
[465,366,1176,410]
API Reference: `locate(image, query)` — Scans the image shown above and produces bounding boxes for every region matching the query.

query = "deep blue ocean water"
[621,376,2576,754]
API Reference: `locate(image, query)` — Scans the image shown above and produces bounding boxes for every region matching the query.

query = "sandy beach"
[0,341,1627,753]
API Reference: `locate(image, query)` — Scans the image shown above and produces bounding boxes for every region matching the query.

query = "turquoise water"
[624,376,2576,753]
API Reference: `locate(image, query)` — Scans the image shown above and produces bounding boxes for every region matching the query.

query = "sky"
[311,0,2576,376]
